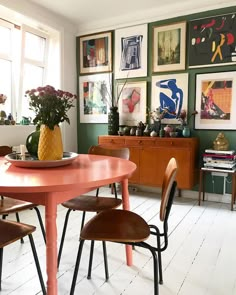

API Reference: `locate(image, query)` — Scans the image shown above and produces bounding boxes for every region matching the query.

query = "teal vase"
[182,125,190,137]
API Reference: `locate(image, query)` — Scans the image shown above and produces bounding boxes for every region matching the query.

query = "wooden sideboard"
[98,135,199,189]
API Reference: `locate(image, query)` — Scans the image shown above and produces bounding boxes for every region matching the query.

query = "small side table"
[198,167,236,211]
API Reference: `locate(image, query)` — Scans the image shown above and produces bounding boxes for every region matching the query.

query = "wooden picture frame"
[79,73,112,123]
[115,24,148,79]
[152,21,186,72]
[189,13,236,68]
[117,81,147,126]
[79,31,112,74]
[151,73,189,124]
[195,71,236,130]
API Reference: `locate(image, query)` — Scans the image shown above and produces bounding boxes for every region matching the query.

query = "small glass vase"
[108,107,119,135]
[182,125,191,137]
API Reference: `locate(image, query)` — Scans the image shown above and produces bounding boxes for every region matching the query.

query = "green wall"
[77,6,236,194]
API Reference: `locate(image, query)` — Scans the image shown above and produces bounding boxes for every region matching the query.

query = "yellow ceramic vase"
[38,124,63,160]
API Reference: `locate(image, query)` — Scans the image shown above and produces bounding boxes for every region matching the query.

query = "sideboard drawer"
[155,139,191,148]
[125,138,155,147]
[99,137,125,145]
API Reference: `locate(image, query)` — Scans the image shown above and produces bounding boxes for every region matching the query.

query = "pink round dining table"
[0,154,136,295]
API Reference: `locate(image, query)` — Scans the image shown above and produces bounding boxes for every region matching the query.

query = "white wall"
[0,0,78,152]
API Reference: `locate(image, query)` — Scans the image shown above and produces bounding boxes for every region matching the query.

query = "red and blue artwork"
[189,13,236,67]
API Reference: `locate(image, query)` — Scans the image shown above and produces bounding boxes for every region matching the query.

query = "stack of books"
[203,149,236,171]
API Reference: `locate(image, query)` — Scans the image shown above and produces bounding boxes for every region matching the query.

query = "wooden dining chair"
[57,145,130,280]
[69,157,178,295]
[0,219,46,294]
[0,145,46,243]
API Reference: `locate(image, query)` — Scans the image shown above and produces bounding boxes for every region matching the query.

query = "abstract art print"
[151,73,188,124]
[115,24,148,78]
[79,74,112,123]
[118,81,147,125]
[152,22,186,72]
[79,31,112,74]
[189,13,236,68]
[195,71,236,130]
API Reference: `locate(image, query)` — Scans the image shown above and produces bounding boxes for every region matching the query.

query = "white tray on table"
[5,152,78,168]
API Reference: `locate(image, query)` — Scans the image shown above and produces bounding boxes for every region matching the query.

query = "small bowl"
[169,131,178,138]
[118,131,124,136]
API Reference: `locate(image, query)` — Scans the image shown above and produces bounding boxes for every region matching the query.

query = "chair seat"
[81,209,150,243]
[62,195,122,212]
[0,197,36,214]
[0,219,35,247]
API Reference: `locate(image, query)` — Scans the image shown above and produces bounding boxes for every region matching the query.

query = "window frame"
[18,24,49,120]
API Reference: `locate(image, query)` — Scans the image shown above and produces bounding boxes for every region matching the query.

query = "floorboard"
[1,187,236,294]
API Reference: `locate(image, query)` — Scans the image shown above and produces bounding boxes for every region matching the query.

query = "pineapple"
[38,124,63,160]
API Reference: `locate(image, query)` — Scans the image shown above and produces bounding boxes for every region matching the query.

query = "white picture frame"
[151,73,189,124]
[195,71,236,130]
[115,24,148,79]
[118,81,147,126]
[79,73,112,123]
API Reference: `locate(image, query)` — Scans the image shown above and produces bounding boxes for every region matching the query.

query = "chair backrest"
[88,145,130,160]
[160,157,178,221]
[0,146,12,157]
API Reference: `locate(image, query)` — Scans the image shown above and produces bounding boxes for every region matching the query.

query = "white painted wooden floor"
[1,188,236,295]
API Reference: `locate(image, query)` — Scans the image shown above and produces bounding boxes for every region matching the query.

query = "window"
[0,20,14,116]
[19,25,49,119]
[0,19,57,123]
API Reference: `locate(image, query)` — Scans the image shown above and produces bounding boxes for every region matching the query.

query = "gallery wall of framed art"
[76,5,236,154]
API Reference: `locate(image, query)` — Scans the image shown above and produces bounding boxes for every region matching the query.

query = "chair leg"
[80,211,86,231]
[87,240,109,281]
[15,213,24,244]
[57,209,72,268]
[28,234,46,295]
[70,239,85,295]
[149,247,159,295]
[33,207,46,244]
[87,240,95,279]
[0,248,3,291]
[102,241,109,281]
[157,236,163,284]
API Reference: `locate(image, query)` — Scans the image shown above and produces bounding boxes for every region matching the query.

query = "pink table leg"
[121,178,133,266]
[45,194,58,295]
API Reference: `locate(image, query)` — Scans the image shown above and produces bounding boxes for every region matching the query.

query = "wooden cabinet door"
[140,147,191,189]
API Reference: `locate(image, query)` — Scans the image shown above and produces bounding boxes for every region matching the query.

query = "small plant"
[99,74,129,108]
[178,109,198,126]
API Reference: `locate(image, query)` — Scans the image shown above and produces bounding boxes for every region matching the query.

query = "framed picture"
[151,73,188,124]
[79,31,112,74]
[152,21,186,72]
[117,81,147,126]
[189,13,236,68]
[195,71,236,130]
[115,24,148,79]
[79,73,112,123]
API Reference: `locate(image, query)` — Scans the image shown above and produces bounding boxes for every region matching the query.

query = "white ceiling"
[28,0,236,34]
